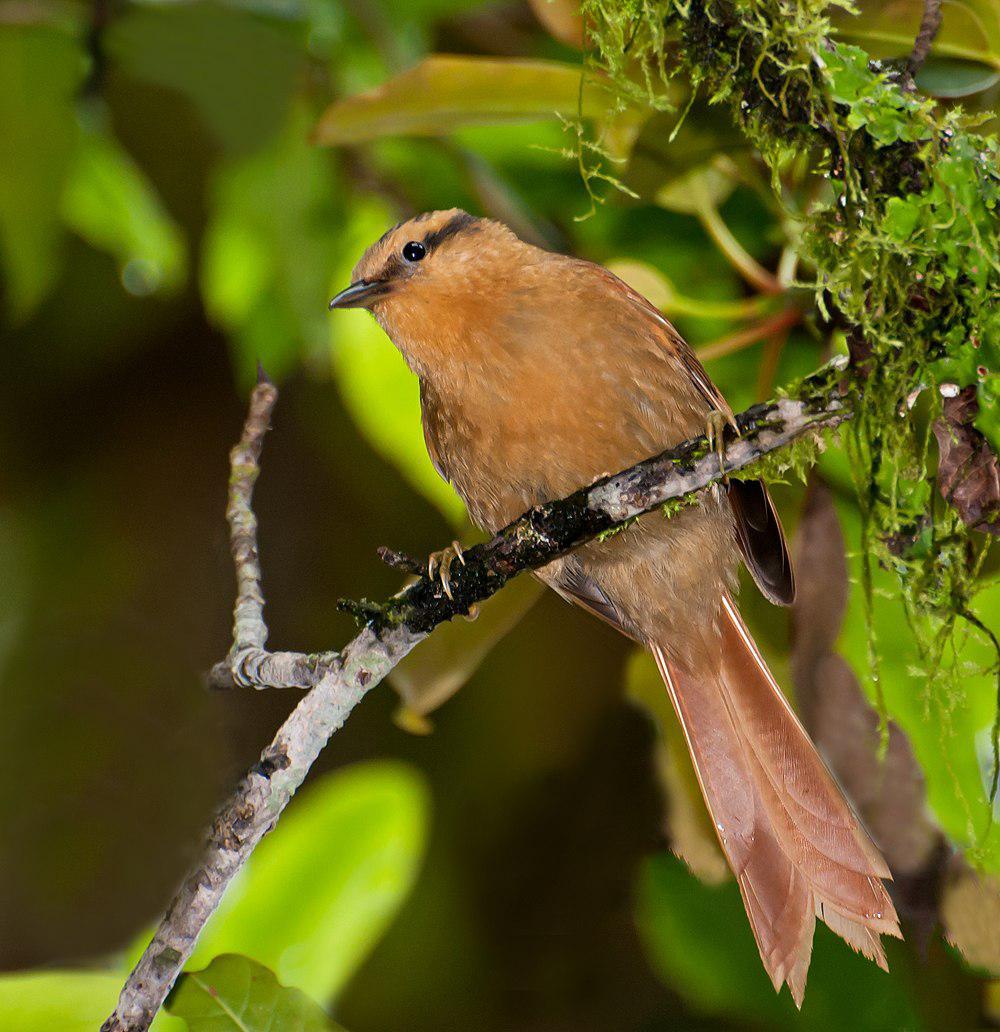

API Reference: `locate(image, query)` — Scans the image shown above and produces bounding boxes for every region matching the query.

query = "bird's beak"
[328,279,392,310]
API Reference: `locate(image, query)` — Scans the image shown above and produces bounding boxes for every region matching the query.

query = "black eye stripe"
[421,212,479,251]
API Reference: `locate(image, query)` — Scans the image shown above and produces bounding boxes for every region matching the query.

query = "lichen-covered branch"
[207,376,340,692]
[101,358,851,1031]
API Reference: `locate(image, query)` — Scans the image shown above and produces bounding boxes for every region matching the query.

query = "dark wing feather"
[543,560,641,641]
[727,479,796,606]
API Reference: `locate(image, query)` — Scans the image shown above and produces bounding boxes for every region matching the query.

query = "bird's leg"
[705,410,732,481]
[427,540,466,600]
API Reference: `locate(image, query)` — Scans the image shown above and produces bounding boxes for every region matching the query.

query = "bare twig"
[102,357,854,1031]
[697,305,803,362]
[908,0,943,77]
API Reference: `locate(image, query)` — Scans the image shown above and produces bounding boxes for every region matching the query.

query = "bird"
[329,208,902,1004]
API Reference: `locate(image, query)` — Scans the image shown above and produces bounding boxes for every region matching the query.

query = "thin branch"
[101,357,854,1031]
[908,0,943,77]
[697,304,802,362]
[696,200,783,296]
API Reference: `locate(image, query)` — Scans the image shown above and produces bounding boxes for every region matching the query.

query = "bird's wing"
[587,262,795,605]
[727,478,796,605]
[588,264,735,423]
[540,558,641,642]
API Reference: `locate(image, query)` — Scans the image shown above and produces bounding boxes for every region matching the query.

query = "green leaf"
[915,57,1000,98]
[637,853,923,1029]
[313,56,612,145]
[0,25,84,318]
[833,0,1000,73]
[167,955,343,1031]
[329,201,467,527]
[881,196,921,240]
[61,129,187,297]
[200,107,339,383]
[106,2,304,154]
[820,43,933,146]
[187,762,428,1004]
[0,970,182,1032]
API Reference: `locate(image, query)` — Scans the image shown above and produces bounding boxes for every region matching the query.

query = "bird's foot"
[705,411,732,481]
[427,540,466,600]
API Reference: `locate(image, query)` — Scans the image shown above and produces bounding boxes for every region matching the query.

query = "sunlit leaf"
[0,25,84,318]
[61,129,187,297]
[200,107,339,383]
[188,762,428,1004]
[167,955,343,1031]
[314,56,614,145]
[106,2,304,154]
[833,0,1000,72]
[329,200,467,527]
[0,970,181,1032]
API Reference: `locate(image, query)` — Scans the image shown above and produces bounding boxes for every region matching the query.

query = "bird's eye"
[402,240,426,263]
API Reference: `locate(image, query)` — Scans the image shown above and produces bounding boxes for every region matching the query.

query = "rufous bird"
[330,209,901,1004]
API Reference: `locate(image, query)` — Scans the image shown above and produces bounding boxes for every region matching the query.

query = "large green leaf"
[314,56,613,145]
[329,200,467,527]
[0,25,84,318]
[167,955,343,1031]
[61,129,187,297]
[186,762,429,1004]
[0,970,181,1032]
[636,853,922,1029]
[833,0,1000,72]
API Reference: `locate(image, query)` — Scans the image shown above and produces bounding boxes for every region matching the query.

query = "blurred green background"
[1,0,999,1028]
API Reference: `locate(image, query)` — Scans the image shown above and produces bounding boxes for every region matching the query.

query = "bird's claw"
[427,540,466,600]
[705,411,731,481]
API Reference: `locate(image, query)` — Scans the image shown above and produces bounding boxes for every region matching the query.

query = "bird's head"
[329,209,536,376]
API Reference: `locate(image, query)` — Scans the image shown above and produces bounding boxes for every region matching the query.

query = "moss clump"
[582,0,999,785]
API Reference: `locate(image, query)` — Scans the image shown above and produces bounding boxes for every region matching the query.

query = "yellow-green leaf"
[187,762,428,1004]
[0,970,181,1032]
[833,0,1000,72]
[167,955,343,1032]
[314,56,612,145]
[62,130,186,297]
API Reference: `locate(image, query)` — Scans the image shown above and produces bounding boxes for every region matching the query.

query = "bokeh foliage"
[0,0,998,1028]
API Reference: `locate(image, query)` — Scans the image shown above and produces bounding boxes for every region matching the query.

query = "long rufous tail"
[651,595,901,1006]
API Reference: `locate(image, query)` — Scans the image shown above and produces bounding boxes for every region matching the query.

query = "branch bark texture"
[102,357,852,1031]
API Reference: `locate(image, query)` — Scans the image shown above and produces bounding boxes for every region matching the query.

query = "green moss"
[583,0,1000,794]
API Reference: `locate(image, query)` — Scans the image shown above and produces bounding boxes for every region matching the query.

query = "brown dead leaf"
[390,573,543,730]
[528,0,585,49]
[933,386,1000,535]
[942,862,1000,976]
[792,478,940,880]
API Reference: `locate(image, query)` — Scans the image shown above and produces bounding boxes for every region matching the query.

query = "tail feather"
[651,595,901,1006]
